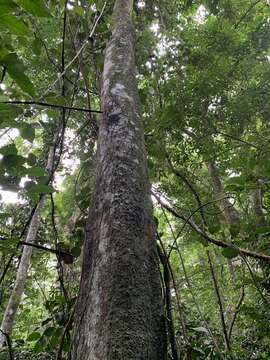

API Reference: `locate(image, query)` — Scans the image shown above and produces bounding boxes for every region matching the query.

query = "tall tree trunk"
[0,146,55,346]
[71,1,166,359]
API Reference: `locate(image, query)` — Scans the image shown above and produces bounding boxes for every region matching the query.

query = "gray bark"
[0,146,55,346]
[251,189,265,226]
[207,161,240,226]
[71,1,166,359]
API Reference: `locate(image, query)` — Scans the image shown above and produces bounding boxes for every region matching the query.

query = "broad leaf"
[27,153,37,166]
[0,0,18,13]
[20,125,35,142]
[221,247,240,259]
[0,144,17,155]
[27,166,45,177]
[18,0,51,17]
[1,53,36,96]
[0,14,29,36]
[27,332,41,342]
[27,184,55,194]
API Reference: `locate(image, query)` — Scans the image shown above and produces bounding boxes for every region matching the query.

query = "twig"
[157,240,182,360]
[50,194,68,302]
[18,241,73,260]
[234,0,262,29]
[2,101,102,113]
[41,1,107,99]
[228,286,245,341]
[207,250,230,351]
[56,301,76,360]
[242,256,270,306]
[160,210,224,358]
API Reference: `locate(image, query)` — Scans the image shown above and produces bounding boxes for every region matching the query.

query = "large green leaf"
[27,184,55,194]
[27,331,41,342]
[0,144,17,155]
[0,103,22,128]
[18,0,51,17]
[0,154,26,170]
[221,247,240,259]
[0,14,29,36]
[26,166,45,177]
[1,53,36,96]
[20,124,35,142]
[0,0,18,13]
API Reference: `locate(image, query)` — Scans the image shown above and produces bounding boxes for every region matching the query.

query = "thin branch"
[228,286,245,341]
[165,152,207,226]
[242,256,270,306]
[50,194,69,301]
[157,244,179,360]
[215,130,259,150]
[154,193,270,262]
[207,250,230,351]
[2,101,102,113]
[41,1,107,99]
[18,241,74,261]
[56,301,76,360]
[160,209,224,358]
[234,0,262,29]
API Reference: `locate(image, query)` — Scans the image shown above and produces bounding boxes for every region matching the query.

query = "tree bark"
[207,161,240,226]
[251,189,265,226]
[71,1,166,359]
[0,146,55,346]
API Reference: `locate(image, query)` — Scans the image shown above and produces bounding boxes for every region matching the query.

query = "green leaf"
[27,331,41,341]
[0,14,29,36]
[20,125,35,142]
[27,153,37,166]
[71,246,81,258]
[1,154,26,170]
[18,0,51,17]
[0,103,22,128]
[0,0,18,13]
[0,174,20,191]
[0,237,18,253]
[0,144,17,155]
[47,328,62,350]
[221,247,240,259]
[26,166,45,177]
[256,226,270,235]
[32,37,43,55]
[1,53,36,96]
[27,184,55,194]
[42,327,55,337]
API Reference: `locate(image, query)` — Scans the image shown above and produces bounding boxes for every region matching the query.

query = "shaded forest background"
[0,0,270,359]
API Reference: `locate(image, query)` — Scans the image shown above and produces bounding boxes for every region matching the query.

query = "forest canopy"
[0,0,270,359]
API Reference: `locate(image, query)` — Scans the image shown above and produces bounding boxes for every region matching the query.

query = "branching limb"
[154,192,270,262]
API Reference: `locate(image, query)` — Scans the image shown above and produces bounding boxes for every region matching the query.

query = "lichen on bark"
[71,1,166,359]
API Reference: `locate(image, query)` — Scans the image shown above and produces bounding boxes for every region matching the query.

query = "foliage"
[0,0,270,359]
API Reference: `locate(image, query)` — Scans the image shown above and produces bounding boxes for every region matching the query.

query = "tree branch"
[2,101,102,113]
[154,194,270,262]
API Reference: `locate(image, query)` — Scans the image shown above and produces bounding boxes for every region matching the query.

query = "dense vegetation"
[0,0,270,359]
